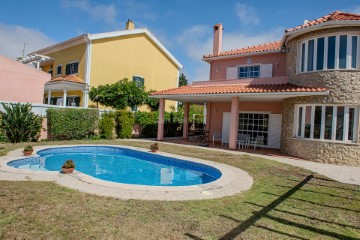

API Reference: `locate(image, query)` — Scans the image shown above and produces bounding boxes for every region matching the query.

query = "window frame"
[238,65,260,79]
[297,32,360,74]
[293,104,359,144]
[56,64,62,75]
[65,61,79,75]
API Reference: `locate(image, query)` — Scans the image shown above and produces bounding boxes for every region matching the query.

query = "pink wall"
[209,53,286,81]
[0,55,50,103]
[208,101,283,139]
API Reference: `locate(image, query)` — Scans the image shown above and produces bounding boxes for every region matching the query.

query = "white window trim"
[237,64,261,79]
[66,61,80,75]
[293,104,359,144]
[56,64,62,76]
[297,32,360,74]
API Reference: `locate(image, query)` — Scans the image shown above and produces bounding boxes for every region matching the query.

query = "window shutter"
[260,64,273,78]
[133,76,144,87]
[268,114,282,149]
[226,67,238,79]
[65,64,70,75]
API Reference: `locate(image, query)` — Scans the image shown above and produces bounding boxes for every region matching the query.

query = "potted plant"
[150,142,159,152]
[61,160,75,174]
[23,145,33,156]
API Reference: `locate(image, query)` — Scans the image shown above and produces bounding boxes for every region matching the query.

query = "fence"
[0,101,111,117]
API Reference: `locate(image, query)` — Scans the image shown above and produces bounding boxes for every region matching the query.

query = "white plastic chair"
[249,135,265,150]
[212,132,222,145]
[237,133,250,149]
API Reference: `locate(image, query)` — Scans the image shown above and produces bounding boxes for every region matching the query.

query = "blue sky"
[0,0,359,82]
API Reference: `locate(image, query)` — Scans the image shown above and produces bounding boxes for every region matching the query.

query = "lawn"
[0,140,359,239]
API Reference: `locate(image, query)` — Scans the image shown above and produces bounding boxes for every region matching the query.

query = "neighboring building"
[152,11,360,166]
[0,55,50,103]
[19,20,182,111]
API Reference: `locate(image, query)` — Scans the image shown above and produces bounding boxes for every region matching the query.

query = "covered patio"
[152,81,329,151]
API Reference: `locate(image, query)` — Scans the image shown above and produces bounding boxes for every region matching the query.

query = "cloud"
[0,23,56,60]
[60,0,117,24]
[176,24,283,82]
[235,3,260,25]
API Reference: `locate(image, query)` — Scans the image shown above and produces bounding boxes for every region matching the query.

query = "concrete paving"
[0,145,253,201]
[132,139,360,186]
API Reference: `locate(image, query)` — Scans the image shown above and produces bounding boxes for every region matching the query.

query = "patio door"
[238,113,269,147]
[222,112,231,143]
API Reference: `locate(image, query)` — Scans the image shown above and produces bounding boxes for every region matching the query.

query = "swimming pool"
[7,146,222,186]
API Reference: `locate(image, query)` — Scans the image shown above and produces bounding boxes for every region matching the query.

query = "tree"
[89,78,148,110]
[178,73,188,86]
[144,90,160,111]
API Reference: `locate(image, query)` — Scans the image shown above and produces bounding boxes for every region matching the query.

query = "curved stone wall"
[281,27,360,166]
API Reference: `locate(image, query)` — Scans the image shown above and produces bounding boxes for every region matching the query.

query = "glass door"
[238,113,269,146]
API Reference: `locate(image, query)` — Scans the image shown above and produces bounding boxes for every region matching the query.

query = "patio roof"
[151,83,329,103]
[45,75,88,91]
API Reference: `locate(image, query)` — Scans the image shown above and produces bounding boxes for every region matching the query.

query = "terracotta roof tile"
[203,41,281,59]
[285,11,360,33]
[152,83,327,96]
[50,75,85,84]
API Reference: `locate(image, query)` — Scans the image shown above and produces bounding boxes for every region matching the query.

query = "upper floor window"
[239,65,260,79]
[131,76,145,112]
[56,65,62,75]
[298,33,359,73]
[65,62,79,75]
[226,64,272,80]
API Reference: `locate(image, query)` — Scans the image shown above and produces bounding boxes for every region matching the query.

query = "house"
[0,55,50,103]
[152,11,360,166]
[18,20,182,111]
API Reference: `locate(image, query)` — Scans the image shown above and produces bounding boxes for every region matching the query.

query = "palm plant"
[0,103,43,143]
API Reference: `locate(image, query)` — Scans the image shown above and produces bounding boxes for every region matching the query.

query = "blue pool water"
[7,146,222,186]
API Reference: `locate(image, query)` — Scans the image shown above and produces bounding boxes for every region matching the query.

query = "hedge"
[115,111,135,138]
[47,108,99,140]
[99,112,115,139]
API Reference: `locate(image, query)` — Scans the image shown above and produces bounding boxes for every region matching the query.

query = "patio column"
[205,102,212,141]
[183,102,190,139]
[229,96,239,149]
[157,98,165,141]
[63,88,67,107]
[47,89,51,105]
[82,89,88,107]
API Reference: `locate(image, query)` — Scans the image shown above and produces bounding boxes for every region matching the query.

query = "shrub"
[47,108,98,140]
[24,145,33,151]
[0,103,42,143]
[0,113,5,142]
[115,111,135,138]
[134,111,158,138]
[99,112,115,139]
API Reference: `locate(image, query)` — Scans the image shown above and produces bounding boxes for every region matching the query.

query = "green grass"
[0,140,359,239]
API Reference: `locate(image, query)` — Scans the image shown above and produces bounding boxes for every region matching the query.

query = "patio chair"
[248,135,265,150]
[212,132,222,145]
[237,133,250,149]
[221,134,229,147]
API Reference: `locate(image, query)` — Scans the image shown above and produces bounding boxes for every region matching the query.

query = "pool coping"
[0,144,254,201]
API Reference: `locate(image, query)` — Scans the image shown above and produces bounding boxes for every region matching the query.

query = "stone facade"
[281,27,360,166]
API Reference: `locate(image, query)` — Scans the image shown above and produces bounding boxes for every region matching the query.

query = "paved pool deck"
[0,144,253,201]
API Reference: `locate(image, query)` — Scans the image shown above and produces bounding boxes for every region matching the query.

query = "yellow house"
[25,20,182,111]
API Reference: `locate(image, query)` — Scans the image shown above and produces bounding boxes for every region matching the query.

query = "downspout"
[84,34,92,108]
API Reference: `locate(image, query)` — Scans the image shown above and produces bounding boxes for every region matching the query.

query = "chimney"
[126,19,135,30]
[213,23,223,55]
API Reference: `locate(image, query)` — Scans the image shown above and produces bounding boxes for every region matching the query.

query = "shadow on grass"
[185,175,360,239]
[263,192,360,213]
[275,184,360,201]
[287,177,360,192]
[185,175,314,239]
[246,202,360,230]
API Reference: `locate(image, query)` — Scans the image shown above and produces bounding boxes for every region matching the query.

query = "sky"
[0,0,359,83]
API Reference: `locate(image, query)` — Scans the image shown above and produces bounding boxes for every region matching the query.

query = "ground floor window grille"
[238,113,269,145]
[294,105,359,143]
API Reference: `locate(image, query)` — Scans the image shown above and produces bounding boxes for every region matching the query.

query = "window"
[299,33,360,73]
[65,62,79,75]
[239,65,260,79]
[48,69,53,76]
[56,65,62,75]
[131,76,145,111]
[294,105,359,143]
[238,113,269,146]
